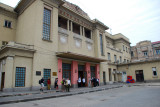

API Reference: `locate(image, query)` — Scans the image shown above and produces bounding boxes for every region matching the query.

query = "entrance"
[109,68,112,81]
[1,72,5,90]
[78,65,87,87]
[135,70,144,82]
[103,72,106,85]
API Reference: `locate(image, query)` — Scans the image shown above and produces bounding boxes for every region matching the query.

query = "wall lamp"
[88,70,90,73]
[59,68,61,72]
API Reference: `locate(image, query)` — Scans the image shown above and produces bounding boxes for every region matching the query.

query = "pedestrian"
[96,78,99,86]
[78,77,81,87]
[82,77,85,87]
[93,77,97,87]
[54,78,58,90]
[40,77,44,91]
[47,77,51,90]
[61,78,66,92]
[91,77,94,87]
[65,78,71,92]
[88,78,92,88]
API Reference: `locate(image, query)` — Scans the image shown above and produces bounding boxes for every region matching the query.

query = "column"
[70,21,73,32]
[80,26,82,36]
[58,59,62,89]
[90,30,93,39]
[95,64,100,83]
[85,63,90,86]
[83,27,85,37]
[4,56,14,91]
[67,20,70,31]
[71,61,78,88]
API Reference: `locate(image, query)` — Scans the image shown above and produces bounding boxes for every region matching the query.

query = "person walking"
[96,78,99,86]
[40,77,44,91]
[61,78,66,92]
[54,78,58,90]
[78,77,81,87]
[65,78,71,92]
[47,77,51,90]
[82,77,85,87]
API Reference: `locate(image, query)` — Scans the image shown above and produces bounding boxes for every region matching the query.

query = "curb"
[0,85,123,105]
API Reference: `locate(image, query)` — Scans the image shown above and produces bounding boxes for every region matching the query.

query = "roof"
[0,2,15,12]
[63,1,90,19]
[152,41,160,44]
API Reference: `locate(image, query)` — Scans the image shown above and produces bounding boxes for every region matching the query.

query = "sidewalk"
[0,82,159,105]
[0,84,123,105]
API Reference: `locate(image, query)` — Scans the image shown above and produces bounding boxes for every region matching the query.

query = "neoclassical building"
[0,0,139,92]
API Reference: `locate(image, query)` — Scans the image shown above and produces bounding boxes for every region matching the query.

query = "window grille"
[15,67,26,87]
[43,8,51,40]
[43,69,51,86]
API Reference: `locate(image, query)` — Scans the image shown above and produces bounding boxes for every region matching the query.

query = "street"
[1,85,160,107]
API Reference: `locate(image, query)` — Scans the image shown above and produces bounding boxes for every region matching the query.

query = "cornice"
[14,0,35,15]
[0,7,17,19]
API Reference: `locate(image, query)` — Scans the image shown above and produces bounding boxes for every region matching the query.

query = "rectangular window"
[114,55,117,62]
[15,67,26,87]
[123,45,125,51]
[120,56,122,63]
[126,47,128,52]
[85,28,91,39]
[143,51,148,56]
[2,41,8,46]
[152,67,157,76]
[108,53,111,60]
[131,51,134,57]
[62,63,71,80]
[100,34,104,56]
[43,69,51,86]
[43,8,51,40]
[4,20,12,28]
[124,59,126,63]
[90,66,95,78]
[156,49,160,55]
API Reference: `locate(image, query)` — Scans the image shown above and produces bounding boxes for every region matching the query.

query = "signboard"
[53,72,57,76]
[36,71,41,76]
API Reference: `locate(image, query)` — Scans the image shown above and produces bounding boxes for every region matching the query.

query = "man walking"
[82,77,85,87]
[40,77,44,91]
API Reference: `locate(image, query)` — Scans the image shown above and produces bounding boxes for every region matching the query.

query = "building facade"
[0,0,134,92]
[118,40,160,82]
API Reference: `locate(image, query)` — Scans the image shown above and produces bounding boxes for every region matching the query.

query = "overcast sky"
[0,0,160,46]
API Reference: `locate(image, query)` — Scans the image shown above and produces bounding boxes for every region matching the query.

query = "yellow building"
[0,0,159,92]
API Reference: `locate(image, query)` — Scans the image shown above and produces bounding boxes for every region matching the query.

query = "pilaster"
[71,61,78,88]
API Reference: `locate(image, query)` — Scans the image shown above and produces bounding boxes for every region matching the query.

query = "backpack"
[39,80,41,84]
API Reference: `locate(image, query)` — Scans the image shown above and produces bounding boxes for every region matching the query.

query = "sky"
[0,0,160,46]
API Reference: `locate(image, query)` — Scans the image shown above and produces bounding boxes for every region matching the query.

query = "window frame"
[4,20,12,28]
[15,67,26,87]
[42,6,52,41]
[152,67,157,76]
[108,53,111,60]
[143,51,148,56]
[100,34,104,56]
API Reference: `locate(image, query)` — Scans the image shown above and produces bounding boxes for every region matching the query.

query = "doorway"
[78,71,87,87]
[108,68,112,81]
[103,72,106,85]
[1,72,5,90]
[78,65,87,87]
[135,70,144,82]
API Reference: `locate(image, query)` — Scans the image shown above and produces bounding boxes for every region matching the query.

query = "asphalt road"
[1,86,160,107]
